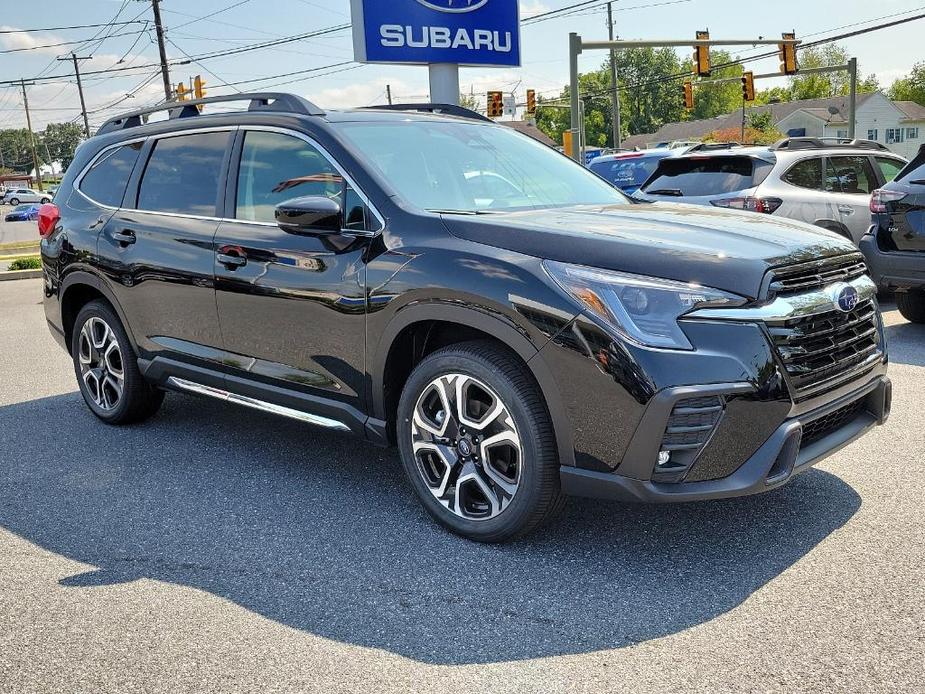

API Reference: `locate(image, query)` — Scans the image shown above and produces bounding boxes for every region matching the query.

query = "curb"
[0,269,42,281]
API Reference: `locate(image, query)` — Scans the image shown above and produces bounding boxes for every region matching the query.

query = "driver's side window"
[235,130,369,228]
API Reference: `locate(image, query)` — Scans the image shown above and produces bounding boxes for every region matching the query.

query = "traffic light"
[526,89,536,116]
[741,71,755,102]
[193,75,207,99]
[487,90,503,118]
[693,30,710,77]
[683,81,694,110]
[176,82,189,101]
[779,32,798,75]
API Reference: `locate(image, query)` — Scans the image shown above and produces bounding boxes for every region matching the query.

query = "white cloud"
[305,77,422,109]
[519,0,550,19]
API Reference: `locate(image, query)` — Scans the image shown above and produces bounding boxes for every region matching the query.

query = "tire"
[896,290,925,324]
[396,340,565,542]
[72,300,164,424]
[9,198,18,206]
[40,197,50,204]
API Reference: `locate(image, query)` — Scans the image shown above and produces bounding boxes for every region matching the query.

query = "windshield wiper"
[427,208,495,215]
[646,188,684,197]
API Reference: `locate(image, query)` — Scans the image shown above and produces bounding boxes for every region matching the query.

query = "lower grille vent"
[654,396,725,482]
[801,399,865,446]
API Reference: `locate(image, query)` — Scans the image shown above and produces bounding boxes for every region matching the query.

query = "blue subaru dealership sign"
[350,0,521,67]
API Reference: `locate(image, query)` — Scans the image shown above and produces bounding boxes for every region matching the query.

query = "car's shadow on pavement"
[0,392,861,665]
[884,320,925,367]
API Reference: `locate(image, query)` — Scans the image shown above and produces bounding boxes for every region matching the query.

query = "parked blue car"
[588,149,678,195]
[4,203,40,222]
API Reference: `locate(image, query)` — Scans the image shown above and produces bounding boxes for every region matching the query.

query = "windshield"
[642,155,774,197]
[335,120,627,213]
[590,156,663,188]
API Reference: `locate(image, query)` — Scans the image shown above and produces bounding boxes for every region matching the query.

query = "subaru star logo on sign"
[350,0,520,67]
[834,284,861,313]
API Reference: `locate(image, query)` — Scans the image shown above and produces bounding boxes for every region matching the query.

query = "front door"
[825,155,879,244]
[213,128,376,415]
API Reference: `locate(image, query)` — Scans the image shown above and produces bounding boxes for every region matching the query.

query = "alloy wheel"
[77,317,124,411]
[411,373,522,521]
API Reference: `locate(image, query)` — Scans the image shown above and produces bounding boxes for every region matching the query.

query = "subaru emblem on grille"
[833,284,860,313]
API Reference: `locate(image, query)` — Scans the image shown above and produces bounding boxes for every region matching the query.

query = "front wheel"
[72,300,164,424]
[397,341,564,542]
[40,197,50,204]
[9,198,18,205]
[896,290,925,324]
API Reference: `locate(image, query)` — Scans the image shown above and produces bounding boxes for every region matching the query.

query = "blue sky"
[0,0,922,131]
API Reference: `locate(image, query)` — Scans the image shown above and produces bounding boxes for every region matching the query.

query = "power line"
[0,28,147,54]
[0,21,146,34]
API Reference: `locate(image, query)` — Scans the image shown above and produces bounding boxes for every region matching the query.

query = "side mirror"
[275,196,343,234]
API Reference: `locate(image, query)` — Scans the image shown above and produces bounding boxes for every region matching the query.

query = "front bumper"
[860,228,925,291]
[561,374,891,503]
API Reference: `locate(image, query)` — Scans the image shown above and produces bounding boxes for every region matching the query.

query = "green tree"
[41,122,83,171]
[888,61,925,106]
[459,92,479,112]
[790,44,878,99]
[0,129,43,172]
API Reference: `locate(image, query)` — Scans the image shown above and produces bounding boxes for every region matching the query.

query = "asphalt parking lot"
[1,277,923,693]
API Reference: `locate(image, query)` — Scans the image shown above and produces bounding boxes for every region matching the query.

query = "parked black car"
[863,143,925,322]
[39,94,891,542]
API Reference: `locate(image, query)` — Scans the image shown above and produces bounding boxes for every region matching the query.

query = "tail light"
[37,203,60,238]
[870,188,907,214]
[710,196,782,214]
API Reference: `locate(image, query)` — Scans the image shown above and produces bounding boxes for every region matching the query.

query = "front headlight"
[543,261,746,350]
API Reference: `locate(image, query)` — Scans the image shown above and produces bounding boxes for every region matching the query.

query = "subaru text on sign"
[350,0,521,66]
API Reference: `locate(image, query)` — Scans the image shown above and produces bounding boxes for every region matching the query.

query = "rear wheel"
[40,197,50,204]
[72,300,164,424]
[397,341,564,542]
[896,290,925,323]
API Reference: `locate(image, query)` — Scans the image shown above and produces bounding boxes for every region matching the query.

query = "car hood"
[441,202,856,300]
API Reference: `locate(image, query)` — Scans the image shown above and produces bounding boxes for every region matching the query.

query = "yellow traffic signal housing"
[741,71,755,102]
[526,89,536,116]
[193,75,207,99]
[487,90,503,118]
[779,33,798,75]
[176,82,189,101]
[693,30,710,77]
[683,81,694,110]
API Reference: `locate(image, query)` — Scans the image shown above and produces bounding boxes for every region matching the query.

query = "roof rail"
[96,92,325,136]
[684,141,742,152]
[361,103,492,123]
[771,137,890,152]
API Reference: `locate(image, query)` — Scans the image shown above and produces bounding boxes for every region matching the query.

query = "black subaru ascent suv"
[39,94,891,542]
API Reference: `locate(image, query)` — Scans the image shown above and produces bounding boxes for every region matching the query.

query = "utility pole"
[386,84,392,105]
[20,79,42,192]
[58,53,92,138]
[847,57,858,139]
[606,2,621,149]
[150,0,172,101]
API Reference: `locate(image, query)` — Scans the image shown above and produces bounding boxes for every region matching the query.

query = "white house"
[623,91,925,159]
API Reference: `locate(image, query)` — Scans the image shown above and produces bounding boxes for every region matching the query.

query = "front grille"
[801,399,865,446]
[767,300,881,401]
[768,254,868,296]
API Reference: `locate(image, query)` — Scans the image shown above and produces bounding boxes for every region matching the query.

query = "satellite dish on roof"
[828,106,840,115]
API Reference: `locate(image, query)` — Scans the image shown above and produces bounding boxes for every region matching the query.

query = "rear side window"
[138,131,230,216]
[893,150,925,183]
[875,157,904,184]
[78,142,143,207]
[782,157,824,190]
[642,156,772,196]
[826,156,876,194]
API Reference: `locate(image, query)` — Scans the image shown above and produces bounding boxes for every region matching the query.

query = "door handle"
[112,229,136,245]
[217,251,247,269]
[837,205,854,215]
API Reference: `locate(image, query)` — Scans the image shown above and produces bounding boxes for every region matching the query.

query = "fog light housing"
[652,395,725,483]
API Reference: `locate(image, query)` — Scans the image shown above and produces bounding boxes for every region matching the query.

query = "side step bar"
[166,377,351,432]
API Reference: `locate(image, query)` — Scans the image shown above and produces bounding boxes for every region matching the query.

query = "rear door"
[212,127,376,416]
[97,128,232,365]
[824,155,879,243]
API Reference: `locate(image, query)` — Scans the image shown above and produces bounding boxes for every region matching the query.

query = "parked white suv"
[634,138,907,245]
[2,188,51,205]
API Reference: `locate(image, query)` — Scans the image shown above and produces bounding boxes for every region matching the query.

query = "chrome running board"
[166,376,351,432]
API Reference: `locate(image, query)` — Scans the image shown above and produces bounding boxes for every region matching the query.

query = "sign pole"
[569,32,582,162]
[428,63,460,106]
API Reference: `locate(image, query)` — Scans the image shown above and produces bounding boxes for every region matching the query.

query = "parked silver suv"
[634,138,907,245]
